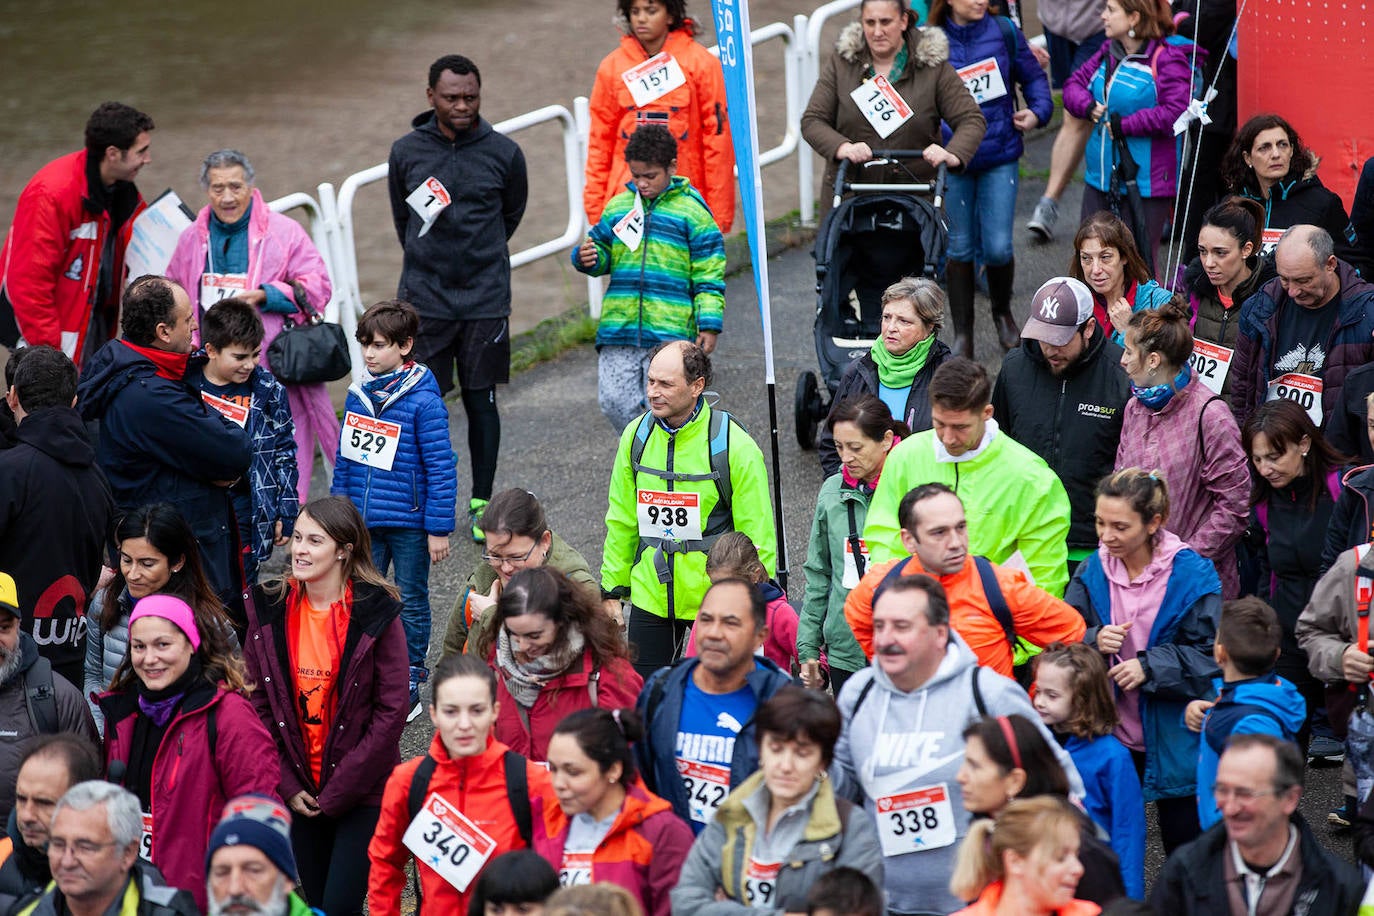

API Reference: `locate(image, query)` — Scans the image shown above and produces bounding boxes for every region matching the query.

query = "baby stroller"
[794,155,948,449]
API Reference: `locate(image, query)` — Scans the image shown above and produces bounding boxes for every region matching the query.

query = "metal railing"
[270,0,875,376]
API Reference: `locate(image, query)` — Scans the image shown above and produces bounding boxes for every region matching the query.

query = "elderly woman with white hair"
[165,149,339,505]
[817,276,952,476]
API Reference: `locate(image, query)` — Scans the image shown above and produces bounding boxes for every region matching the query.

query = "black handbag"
[266,281,352,384]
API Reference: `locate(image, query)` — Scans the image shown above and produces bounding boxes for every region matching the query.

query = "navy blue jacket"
[331,365,457,534]
[1066,548,1222,801]
[77,341,250,610]
[1195,672,1305,830]
[940,16,1053,173]
[634,656,792,826]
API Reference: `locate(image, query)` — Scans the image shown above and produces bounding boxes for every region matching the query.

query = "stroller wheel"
[794,371,824,450]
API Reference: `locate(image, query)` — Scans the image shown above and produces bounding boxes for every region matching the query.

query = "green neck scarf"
[871,333,935,388]
[866,44,909,82]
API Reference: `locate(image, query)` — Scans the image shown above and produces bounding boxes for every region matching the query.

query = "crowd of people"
[2,0,1374,914]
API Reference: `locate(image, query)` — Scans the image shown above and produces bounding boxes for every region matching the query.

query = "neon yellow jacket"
[602,400,776,620]
[862,423,1072,597]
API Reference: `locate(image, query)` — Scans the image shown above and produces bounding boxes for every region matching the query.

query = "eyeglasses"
[1212,784,1286,804]
[49,838,121,859]
[483,540,540,568]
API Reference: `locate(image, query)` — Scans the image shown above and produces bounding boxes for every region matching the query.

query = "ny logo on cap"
[1039,296,1061,320]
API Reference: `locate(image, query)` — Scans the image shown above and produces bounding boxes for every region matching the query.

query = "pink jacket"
[164,189,332,354]
[98,684,281,910]
[1116,376,1250,598]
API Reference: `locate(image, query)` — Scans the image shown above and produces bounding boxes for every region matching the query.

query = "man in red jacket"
[0,102,154,368]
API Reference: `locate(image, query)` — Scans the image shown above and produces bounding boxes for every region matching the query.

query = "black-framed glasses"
[482,540,540,568]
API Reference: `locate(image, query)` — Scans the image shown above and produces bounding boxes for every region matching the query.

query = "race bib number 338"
[402,793,496,892]
[875,783,957,857]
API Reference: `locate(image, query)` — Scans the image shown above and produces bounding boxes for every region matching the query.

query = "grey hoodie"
[831,632,1082,915]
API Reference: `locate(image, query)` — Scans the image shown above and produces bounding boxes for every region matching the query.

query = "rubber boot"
[945,259,976,359]
[987,259,1020,351]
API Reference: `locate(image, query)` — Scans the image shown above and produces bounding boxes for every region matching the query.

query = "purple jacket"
[98,684,279,910]
[1117,375,1250,597]
[244,579,408,814]
[165,189,333,352]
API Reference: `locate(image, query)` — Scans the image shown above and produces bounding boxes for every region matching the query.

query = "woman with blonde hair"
[950,796,1100,915]
[545,882,646,916]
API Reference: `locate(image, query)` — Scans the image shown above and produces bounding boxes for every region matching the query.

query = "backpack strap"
[1355,544,1374,656]
[504,751,533,847]
[845,500,868,582]
[407,756,439,822]
[994,17,1025,109]
[1197,395,1225,464]
[851,677,878,718]
[22,656,57,736]
[972,666,988,718]
[973,557,1015,649]
[870,557,914,609]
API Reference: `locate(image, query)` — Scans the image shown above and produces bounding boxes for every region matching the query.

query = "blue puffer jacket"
[940,16,1053,173]
[1066,548,1222,801]
[331,364,457,534]
[1195,672,1305,829]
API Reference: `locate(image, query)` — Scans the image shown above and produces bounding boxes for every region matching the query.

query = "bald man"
[1231,224,1374,431]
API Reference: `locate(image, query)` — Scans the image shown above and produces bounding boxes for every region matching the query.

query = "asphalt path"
[327,130,1351,894]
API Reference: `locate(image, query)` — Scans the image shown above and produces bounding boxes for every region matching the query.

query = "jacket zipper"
[1051,378,1066,467]
[636,201,655,348]
[665,428,677,623]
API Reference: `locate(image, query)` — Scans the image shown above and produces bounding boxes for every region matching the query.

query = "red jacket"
[368,733,553,916]
[98,683,280,911]
[584,28,735,231]
[489,648,643,762]
[0,150,144,365]
[531,779,693,916]
[244,580,409,814]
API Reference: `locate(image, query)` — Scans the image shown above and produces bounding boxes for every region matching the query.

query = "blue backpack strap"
[973,556,1015,649]
[871,556,914,608]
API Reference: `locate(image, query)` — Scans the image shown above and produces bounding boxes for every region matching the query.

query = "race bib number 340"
[402,793,496,892]
[341,411,401,471]
[636,489,702,540]
[875,783,957,857]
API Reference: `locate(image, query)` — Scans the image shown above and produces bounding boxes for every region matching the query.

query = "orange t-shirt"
[287,592,351,785]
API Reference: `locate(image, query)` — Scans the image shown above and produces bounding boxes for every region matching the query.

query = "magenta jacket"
[244,580,409,813]
[165,188,332,346]
[98,683,279,910]
[1116,374,1250,597]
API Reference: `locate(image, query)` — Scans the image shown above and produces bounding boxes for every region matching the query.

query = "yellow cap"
[0,573,15,614]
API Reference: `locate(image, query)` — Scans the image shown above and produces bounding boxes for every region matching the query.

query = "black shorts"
[413,315,510,394]
[1045,26,1106,90]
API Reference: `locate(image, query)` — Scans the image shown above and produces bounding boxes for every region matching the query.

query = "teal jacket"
[863,422,1071,596]
[574,176,726,348]
[603,399,775,621]
[799,474,870,672]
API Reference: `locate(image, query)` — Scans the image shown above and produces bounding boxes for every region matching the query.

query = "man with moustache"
[843,485,1086,680]
[831,574,1080,915]
[205,796,315,916]
[634,578,790,833]
[0,575,97,824]
[0,735,103,916]
[992,278,1129,571]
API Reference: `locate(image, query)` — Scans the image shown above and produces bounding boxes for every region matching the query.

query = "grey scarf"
[495,625,586,708]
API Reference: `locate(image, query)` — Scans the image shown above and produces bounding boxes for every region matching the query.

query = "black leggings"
[290,804,380,916]
[460,386,500,501]
[628,607,693,679]
[1130,750,1200,854]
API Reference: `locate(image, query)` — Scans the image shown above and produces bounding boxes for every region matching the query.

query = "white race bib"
[201,391,249,428]
[1266,371,1323,425]
[1189,340,1235,396]
[401,793,497,892]
[875,783,957,857]
[849,76,913,139]
[621,53,687,107]
[140,812,153,862]
[612,192,646,252]
[1261,227,1284,256]
[744,858,781,908]
[842,538,869,589]
[956,57,1009,105]
[405,177,452,238]
[340,411,402,472]
[558,850,593,887]
[636,489,703,541]
[677,758,730,825]
[199,272,249,307]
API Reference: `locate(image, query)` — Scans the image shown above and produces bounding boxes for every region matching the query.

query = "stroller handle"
[833,154,947,210]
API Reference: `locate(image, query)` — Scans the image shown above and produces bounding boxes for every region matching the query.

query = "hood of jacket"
[1208,672,1307,738]
[540,776,675,841]
[12,408,96,468]
[868,627,980,700]
[408,111,496,150]
[345,362,441,416]
[836,21,950,68]
[1101,528,1187,590]
[77,340,165,422]
[191,188,271,237]
[714,769,846,842]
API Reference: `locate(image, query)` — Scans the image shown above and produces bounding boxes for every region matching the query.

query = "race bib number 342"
[402,793,496,892]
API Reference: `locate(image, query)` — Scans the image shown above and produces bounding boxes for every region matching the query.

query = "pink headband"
[130,594,202,651]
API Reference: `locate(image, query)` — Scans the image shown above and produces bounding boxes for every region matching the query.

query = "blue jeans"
[370,527,431,668]
[945,160,1019,266]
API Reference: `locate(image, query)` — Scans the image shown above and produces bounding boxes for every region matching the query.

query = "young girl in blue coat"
[1033,641,1145,899]
[927,0,1052,357]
